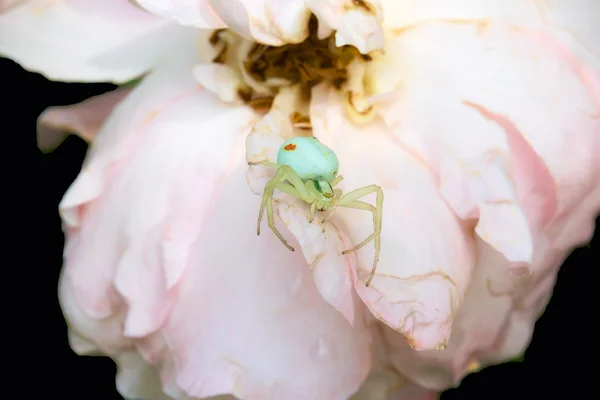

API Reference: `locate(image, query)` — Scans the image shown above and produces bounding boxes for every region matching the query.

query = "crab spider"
[248,136,383,286]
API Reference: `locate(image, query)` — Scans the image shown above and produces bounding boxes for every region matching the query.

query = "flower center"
[208,16,378,122]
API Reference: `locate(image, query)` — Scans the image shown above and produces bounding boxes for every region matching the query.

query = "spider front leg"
[336,185,384,286]
[256,165,312,252]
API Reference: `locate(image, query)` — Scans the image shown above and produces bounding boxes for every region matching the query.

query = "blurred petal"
[162,164,372,400]
[310,84,475,351]
[208,0,311,45]
[306,0,385,53]
[37,87,132,152]
[0,0,197,82]
[381,0,600,70]
[136,0,225,28]
[0,0,22,12]
[379,21,600,273]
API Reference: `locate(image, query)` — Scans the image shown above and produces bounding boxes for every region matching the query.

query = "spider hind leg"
[336,184,383,286]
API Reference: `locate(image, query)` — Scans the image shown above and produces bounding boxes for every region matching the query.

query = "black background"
[6,56,596,399]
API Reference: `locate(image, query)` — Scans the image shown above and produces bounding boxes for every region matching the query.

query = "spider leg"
[336,185,383,286]
[257,165,312,252]
[321,207,336,224]
[248,160,279,169]
[308,202,317,223]
[330,174,344,187]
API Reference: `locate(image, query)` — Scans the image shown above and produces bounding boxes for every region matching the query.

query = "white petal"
[137,0,226,28]
[0,0,197,82]
[380,0,599,70]
[306,0,385,53]
[208,0,311,45]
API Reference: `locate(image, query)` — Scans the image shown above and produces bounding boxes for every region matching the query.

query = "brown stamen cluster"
[209,16,372,113]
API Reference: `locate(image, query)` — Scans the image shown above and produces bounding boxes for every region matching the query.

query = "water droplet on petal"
[310,336,338,363]
[290,274,303,295]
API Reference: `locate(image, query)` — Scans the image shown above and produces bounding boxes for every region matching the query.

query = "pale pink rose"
[6,0,599,399]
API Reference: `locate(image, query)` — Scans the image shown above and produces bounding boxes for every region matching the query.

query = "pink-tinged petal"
[136,0,225,28]
[306,0,385,53]
[310,84,475,351]
[380,0,599,70]
[59,55,258,341]
[351,322,439,400]
[115,351,173,400]
[59,271,132,356]
[0,0,197,83]
[246,85,356,325]
[208,0,311,45]
[380,22,600,273]
[161,164,372,400]
[37,87,133,152]
[0,0,22,12]
[381,237,566,391]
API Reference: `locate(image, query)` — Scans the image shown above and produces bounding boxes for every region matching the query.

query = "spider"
[248,136,383,286]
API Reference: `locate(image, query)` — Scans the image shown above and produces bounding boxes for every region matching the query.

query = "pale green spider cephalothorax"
[249,136,383,286]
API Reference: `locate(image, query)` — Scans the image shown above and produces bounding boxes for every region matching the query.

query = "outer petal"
[60,69,257,339]
[351,322,438,400]
[378,21,600,273]
[310,84,475,351]
[161,163,372,400]
[365,11,599,392]
[37,87,132,152]
[0,0,197,82]
[136,0,226,28]
[382,237,567,391]
[208,0,311,45]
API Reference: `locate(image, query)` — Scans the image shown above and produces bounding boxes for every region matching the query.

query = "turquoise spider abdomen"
[277,137,339,182]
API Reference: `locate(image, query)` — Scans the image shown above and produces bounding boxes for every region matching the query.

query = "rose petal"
[37,87,132,152]
[351,322,439,400]
[310,84,475,351]
[136,0,225,28]
[59,55,258,340]
[0,0,197,82]
[115,351,173,400]
[208,0,311,45]
[379,22,599,272]
[381,237,565,391]
[59,270,132,356]
[0,0,22,12]
[161,163,372,400]
[306,0,385,53]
